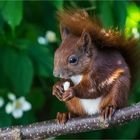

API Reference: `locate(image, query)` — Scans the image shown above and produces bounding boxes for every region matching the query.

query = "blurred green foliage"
[0,0,140,139]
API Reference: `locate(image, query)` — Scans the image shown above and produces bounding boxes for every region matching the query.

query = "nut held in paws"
[63,81,70,91]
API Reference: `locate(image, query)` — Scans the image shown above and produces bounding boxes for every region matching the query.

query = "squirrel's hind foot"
[56,112,71,124]
[100,105,116,120]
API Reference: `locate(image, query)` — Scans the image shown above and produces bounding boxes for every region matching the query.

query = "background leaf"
[51,0,63,10]
[3,48,33,96]
[96,1,114,28]
[0,110,12,127]
[28,44,53,77]
[113,1,127,30]
[1,0,23,31]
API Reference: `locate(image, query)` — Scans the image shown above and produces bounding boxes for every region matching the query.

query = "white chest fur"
[70,74,101,115]
[70,75,83,85]
[80,97,102,115]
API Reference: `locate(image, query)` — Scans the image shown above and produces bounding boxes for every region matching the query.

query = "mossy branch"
[0,102,140,140]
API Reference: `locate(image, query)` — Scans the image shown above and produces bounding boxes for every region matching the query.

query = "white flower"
[37,31,57,45]
[37,36,48,45]
[45,31,56,43]
[0,97,4,108]
[5,95,32,119]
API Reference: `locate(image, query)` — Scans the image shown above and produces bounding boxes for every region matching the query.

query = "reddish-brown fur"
[52,10,140,123]
[66,97,85,115]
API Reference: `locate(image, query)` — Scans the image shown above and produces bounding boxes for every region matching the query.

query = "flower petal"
[12,109,23,119]
[17,97,31,111]
[8,92,16,101]
[5,102,14,114]
[45,31,56,43]
[22,101,32,111]
[37,36,47,45]
[18,97,25,103]
[0,97,4,108]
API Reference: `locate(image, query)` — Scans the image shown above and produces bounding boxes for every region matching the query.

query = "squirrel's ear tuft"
[82,32,91,45]
[60,25,70,40]
[81,32,92,56]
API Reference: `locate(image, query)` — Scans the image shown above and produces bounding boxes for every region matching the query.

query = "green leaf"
[107,120,140,139]
[13,111,36,125]
[51,0,63,10]
[0,47,9,88]
[3,48,33,95]
[114,1,127,30]
[0,1,6,10]
[120,120,140,139]
[1,0,23,31]
[28,88,45,111]
[96,1,114,28]
[0,110,12,127]
[28,44,53,77]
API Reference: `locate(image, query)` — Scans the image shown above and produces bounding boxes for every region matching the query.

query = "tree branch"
[0,102,140,140]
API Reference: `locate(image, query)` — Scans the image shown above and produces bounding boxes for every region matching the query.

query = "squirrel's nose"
[53,71,59,77]
[53,70,64,78]
[53,69,62,78]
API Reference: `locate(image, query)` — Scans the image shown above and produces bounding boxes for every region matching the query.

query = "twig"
[0,102,140,140]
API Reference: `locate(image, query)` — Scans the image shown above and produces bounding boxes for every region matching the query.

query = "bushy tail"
[121,39,140,87]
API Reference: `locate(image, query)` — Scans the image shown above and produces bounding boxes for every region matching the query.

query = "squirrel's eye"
[68,55,78,64]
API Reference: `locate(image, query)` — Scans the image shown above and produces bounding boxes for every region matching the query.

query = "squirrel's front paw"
[52,82,64,101]
[100,105,116,120]
[62,88,75,101]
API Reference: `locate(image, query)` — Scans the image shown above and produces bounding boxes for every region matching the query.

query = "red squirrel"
[52,10,140,124]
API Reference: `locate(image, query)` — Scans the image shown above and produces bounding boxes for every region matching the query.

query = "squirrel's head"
[53,26,94,79]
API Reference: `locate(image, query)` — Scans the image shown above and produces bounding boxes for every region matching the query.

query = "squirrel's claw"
[52,90,62,101]
[62,88,74,101]
[56,112,70,124]
[52,83,65,101]
[56,85,64,94]
[100,105,116,120]
[52,86,63,101]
